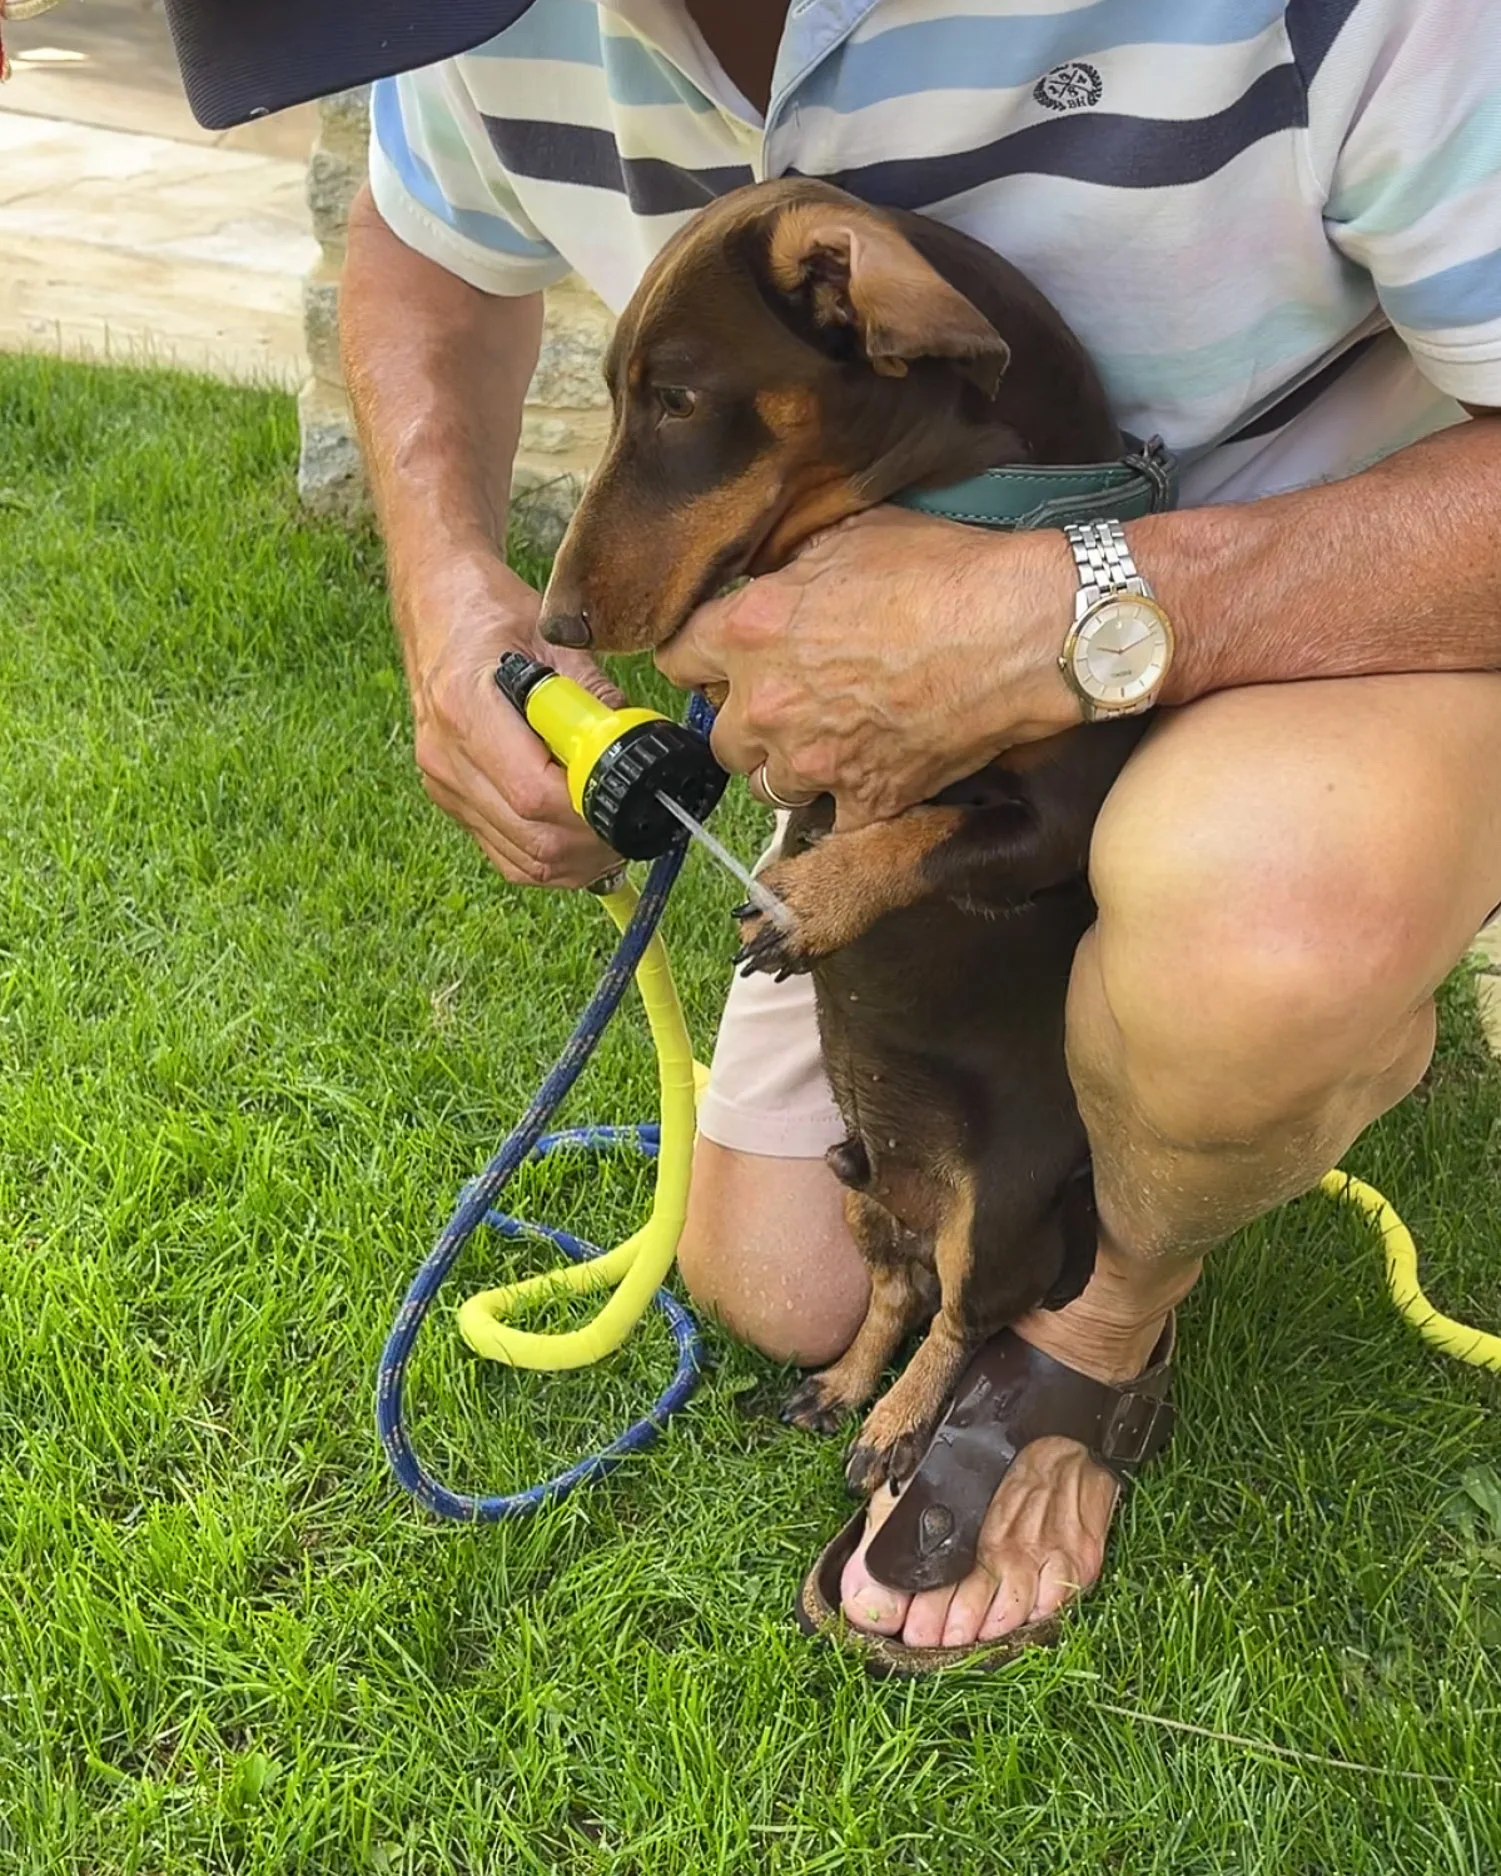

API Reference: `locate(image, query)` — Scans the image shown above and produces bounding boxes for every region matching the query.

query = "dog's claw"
[782,1375,853,1437]
[845,1428,930,1497]
[732,909,816,979]
[844,1442,886,1496]
[733,918,804,975]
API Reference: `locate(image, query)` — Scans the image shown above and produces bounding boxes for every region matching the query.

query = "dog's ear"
[769,205,1010,397]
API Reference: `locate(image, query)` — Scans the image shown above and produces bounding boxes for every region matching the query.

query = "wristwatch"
[1058,519,1175,721]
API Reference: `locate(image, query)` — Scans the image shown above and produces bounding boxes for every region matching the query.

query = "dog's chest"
[809,886,1093,1180]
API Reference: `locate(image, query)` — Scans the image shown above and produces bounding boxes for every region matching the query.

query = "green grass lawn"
[3,354,1501,1875]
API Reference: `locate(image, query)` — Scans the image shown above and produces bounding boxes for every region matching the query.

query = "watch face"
[1070,596,1173,708]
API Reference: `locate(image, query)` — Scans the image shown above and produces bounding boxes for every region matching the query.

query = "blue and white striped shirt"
[370,0,1501,504]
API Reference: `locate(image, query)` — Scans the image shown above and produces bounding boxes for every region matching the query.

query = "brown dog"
[540,178,1150,1493]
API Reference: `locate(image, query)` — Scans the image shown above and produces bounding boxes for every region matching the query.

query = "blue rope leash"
[376,698,714,1521]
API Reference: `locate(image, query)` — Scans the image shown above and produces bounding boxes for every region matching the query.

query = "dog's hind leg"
[844,1174,982,1493]
[781,1187,935,1436]
[844,1152,1101,1492]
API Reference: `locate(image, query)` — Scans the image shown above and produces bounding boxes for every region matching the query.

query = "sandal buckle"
[1099,1389,1173,1466]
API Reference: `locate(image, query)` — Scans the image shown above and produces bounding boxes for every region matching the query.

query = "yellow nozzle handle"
[521,672,665,819]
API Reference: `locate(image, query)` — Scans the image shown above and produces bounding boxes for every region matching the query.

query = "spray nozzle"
[494,653,727,861]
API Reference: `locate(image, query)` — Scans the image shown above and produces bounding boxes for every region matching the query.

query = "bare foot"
[839,1438,1120,1646]
[838,1250,1197,1649]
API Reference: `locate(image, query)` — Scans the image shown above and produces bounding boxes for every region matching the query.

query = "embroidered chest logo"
[1033,61,1104,112]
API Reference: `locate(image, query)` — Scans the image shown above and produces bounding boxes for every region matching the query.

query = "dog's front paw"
[843,1368,952,1496]
[732,909,813,981]
[730,841,884,977]
[731,857,827,979]
[780,1372,857,1436]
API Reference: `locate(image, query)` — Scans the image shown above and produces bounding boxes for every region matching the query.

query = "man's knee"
[678,1139,869,1366]
[1083,707,1448,1148]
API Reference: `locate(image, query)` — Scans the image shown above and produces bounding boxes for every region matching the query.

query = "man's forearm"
[339,185,541,665]
[1131,412,1501,704]
[656,395,1501,823]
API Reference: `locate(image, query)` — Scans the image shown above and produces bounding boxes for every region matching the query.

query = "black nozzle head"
[583,719,728,860]
[492,653,725,859]
[494,651,556,713]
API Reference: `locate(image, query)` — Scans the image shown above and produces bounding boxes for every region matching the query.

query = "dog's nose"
[540,610,592,649]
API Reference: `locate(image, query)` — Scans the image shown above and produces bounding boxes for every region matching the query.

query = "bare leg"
[843,673,1501,1646]
[676,1137,868,1366]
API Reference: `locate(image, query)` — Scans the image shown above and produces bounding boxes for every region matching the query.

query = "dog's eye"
[656,385,697,420]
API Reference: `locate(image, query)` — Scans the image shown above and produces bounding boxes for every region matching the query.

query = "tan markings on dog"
[753,473,868,571]
[816,1205,928,1394]
[551,416,797,653]
[754,386,818,437]
[593,459,786,652]
[752,808,968,960]
[847,1174,979,1487]
[782,1190,937,1433]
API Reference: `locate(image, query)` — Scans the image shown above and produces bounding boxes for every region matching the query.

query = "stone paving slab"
[0,111,315,385]
[1,0,316,156]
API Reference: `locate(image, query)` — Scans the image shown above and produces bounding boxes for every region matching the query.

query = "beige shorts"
[694,814,847,1161]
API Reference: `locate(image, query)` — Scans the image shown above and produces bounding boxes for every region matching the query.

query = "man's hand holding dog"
[662,410,1501,830]
[657,508,1082,828]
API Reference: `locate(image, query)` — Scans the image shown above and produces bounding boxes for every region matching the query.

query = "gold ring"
[755,761,817,811]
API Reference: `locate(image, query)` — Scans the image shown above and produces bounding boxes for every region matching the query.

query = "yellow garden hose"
[455,878,707,1370]
[456,1140,1501,1378]
[450,894,1501,1379]
[379,661,1497,1528]
[1320,1170,1501,1371]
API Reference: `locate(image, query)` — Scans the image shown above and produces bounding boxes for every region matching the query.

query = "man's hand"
[655,508,1081,828]
[405,548,625,888]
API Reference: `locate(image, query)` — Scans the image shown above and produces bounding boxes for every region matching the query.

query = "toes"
[845,1409,937,1497]
[843,1433,1127,1654]
[884,1428,928,1486]
[938,1563,1001,1649]
[899,1582,959,1649]
[840,1486,909,1635]
[976,1561,1044,1641]
[1028,1547,1096,1625]
[734,923,811,979]
[732,890,817,978]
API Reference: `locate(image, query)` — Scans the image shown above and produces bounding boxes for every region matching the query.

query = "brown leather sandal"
[795,1321,1176,1675]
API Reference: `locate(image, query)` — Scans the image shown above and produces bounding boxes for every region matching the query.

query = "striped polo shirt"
[369,0,1501,506]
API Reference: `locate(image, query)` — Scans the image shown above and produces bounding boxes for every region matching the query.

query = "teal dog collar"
[894,434,1178,532]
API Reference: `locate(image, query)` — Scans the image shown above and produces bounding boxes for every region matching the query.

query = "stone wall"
[297,89,613,547]
[298,89,370,521]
